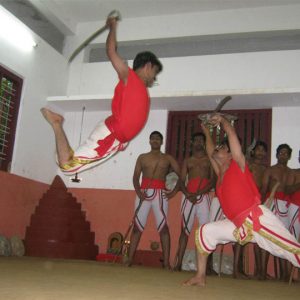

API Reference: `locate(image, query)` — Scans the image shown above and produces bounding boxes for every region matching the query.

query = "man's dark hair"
[192,132,206,142]
[133,51,163,72]
[220,138,230,152]
[253,140,268,152]
[150,131,163,140]
[276,143,292,156]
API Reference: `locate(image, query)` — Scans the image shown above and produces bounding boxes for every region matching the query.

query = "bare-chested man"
[286,152,300,240]
[173,132,214,271]
[261,143,292,280]
[248,141,268,280]
[125,131,180,268]
[261,144,292,227]
[249,141,268,191]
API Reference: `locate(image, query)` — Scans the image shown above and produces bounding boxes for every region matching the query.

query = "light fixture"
[0,5,37,52]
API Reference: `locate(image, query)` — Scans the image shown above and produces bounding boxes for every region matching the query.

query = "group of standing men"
[41,13,300,286]
[124,130,214,270]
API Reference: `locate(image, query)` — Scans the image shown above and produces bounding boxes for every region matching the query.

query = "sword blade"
[214,96,232,112]
[68,26,107,63]
[68,10,121,63]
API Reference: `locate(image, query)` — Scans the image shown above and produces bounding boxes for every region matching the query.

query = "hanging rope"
[71,106,86,183]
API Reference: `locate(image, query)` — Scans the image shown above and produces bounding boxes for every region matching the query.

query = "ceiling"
[28,0,300,25]
[1,0,300,52]
[1,0,300,111]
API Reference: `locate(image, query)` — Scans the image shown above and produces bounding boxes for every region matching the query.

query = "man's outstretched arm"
[209,114,245,171]
[106,17,128,83]
[200,123,219,176]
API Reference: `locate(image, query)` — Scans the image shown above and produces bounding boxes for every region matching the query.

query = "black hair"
[253,140,268,152]
[276,144,292,156]
[192,132,206,142]
[133,51,163,73]
[220,138,231,152]
[150,131,163,140]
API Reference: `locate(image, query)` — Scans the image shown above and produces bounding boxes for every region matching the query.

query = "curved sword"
[68,10,121,63]
[198,96,237,123]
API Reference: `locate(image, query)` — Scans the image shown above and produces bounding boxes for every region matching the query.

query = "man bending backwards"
[41,15,162,175]
[184,113,300,287]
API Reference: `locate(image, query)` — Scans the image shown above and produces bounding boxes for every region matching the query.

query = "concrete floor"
[0,257,299,300]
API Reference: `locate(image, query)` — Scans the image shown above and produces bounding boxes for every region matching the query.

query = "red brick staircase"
[25,176,98,259]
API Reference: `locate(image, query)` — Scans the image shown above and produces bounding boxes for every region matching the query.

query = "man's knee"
[132,224,143,235]
[195,224,218,255]
[159,224,170,235]
[180,226,190,237]
[201,222,214,236]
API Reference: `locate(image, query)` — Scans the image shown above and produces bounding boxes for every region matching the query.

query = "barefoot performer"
[260,143,292,280]
[41,15,162,175]
[125,131,180,269]
[247,141,269,280]
[184,113,300,287]
[173,132,214,271]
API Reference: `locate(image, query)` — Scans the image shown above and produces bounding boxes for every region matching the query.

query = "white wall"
[66,50,300,99]
[0,24,68,183]
[272,107,300,169]
[58,109,168,189]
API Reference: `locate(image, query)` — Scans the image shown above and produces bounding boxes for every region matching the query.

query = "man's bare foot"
[258,274,267,281]
[253,272,266,280]
[206,268,218,276]
[172,264,182,272]
[233,271,249,280]
[183,275,206,287]
[163,264,171,270]
[282,273,291,282]
[122,255,132,267]
[41,108,64,126]
[123,262,132,267]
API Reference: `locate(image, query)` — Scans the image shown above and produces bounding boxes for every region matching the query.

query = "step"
[34,206,85,219]
[25,239,98,260]
[26,227,71,242]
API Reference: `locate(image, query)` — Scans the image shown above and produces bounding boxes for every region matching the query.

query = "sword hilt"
[107,10,121,21]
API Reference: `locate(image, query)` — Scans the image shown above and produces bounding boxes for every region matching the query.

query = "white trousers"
[180,193,211,235]
[134,189,168,233]
[196,205,300,268]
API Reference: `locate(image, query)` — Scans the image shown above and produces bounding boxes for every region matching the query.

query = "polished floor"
[0,257,299,300]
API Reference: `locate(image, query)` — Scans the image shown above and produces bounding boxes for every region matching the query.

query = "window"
[166,109,271,166]
[0,65,23,172]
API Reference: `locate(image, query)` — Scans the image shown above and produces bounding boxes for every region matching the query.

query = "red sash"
[290,190,300,206]
[186,177,209,193]
[265,191,288,201]
[141,178,166,189]
[94,133,115,157]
